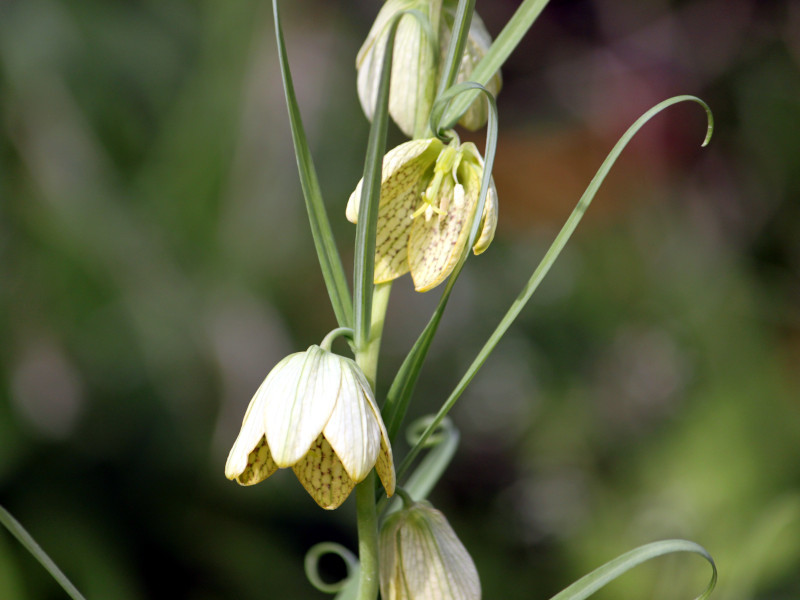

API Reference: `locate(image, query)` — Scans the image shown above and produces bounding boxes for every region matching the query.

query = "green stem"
[354,281,392,600]
[354,282,391,389]
[355,473,380,600]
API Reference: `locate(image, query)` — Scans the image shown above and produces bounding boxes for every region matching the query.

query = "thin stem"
[354,282,392,600]
[355,473,380,600]
[319,327,355,352]
[355,282,392,389]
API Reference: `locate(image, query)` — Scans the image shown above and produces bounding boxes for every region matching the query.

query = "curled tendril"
[429,80,497,141]
[304,542,360,595]
[380,416,460,515]
[406,414,455,448]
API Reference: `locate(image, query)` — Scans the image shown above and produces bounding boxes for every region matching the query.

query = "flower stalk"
[354,282,393,600]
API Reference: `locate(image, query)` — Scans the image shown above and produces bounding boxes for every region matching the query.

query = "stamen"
[410,143,461,221]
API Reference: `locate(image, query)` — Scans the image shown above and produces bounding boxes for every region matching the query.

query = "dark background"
[1,0,799,598]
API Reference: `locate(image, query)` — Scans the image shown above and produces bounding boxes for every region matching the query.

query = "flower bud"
[357,0,436,138]
[357,0,501,136]
[225,345,395,510]
[380,501,481,600]
[347,137,497,292]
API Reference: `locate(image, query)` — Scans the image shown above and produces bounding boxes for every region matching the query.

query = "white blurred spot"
[11,338,85,439]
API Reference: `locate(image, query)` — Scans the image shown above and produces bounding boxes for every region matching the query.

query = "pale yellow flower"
[357,0,502,136]
[225,345,395,510]
[347,137,497,292]
[357,0,436,138]
[380,501,481,600]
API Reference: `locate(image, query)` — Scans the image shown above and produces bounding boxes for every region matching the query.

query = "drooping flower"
[357,0,436,138]
[224,345,395,510]
[346,137,497,292]
[357,0,502,137]
[380,501,481,600]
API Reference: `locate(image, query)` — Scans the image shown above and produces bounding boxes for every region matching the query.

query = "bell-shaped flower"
[356,0,502,137]
[357,0,436,138]
[346,137,497,292]
[380,501,481,600]
[224,345,395,510]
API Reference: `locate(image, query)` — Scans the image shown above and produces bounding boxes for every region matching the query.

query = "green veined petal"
[233,436,279,486]
[408,160,480,291]
[293,434,356,510]
[265,347,340,468]
[322,361,381,483]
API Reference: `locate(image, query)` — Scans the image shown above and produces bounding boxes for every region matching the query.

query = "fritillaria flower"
[357,0,502,137]
[224,345,395,510]
[346,137,497,292]
[380,501,481,600]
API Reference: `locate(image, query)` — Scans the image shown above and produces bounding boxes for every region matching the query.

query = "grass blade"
[441,0,550,129]
[0,505,87,600]
[272,0,352,328]
[549,539,716,600]
[400,95,713,479]
[383,82,499,440]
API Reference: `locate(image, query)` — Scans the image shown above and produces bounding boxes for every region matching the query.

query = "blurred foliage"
[1,0,799,599]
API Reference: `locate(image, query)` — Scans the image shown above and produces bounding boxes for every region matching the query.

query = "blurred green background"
[1,0,799,598]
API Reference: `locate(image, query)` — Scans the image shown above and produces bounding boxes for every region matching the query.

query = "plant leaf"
[436,0,476,97]
[549,539,717,600]
[0,505,87,600]
[441,0,550,129]
[272,0,352,328]
[383,82,498,442]
[400,95,713,479]
[353,9,433,350]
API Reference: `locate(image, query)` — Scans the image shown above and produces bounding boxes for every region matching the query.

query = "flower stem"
[354,281,392,600]
[354,282,391,389]
[355,473,380,600]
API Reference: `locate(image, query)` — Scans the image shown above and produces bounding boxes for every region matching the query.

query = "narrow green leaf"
[0,506,87,600]
[400,95,713,479]
[441,0,550,129]
[436,0,476,98]
[383,82,498,441]
[549,539,716,600]
[380,417,460,513]
[353,15,397,349]
[272,0,352,328]
[353,9,432,350]
[304,542,360,597]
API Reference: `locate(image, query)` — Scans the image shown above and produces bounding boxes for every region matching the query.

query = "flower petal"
[375,434,396,498]
[448,10,502,131]
[264,346,341,468]
[229,436,279,486]
[407,165,480,292]
[322,360,380,482]
[347,139,442,284]
[293,434,356,510]
[419,507,481,599]
[395,505,481,600]
[363,382,396,498]
[388,11,436,137]
[224,370,275,480]
[356,1,436,137]
[472,174,497,255]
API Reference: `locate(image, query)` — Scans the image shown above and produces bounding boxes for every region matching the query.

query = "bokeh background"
[1,0,799,598]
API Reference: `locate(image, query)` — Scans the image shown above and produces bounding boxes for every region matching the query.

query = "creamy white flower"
[347,137,497,292]
[357,0,436,138]
[356,0,502,136]
[225,345,395,510]
[380,501,481,600]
